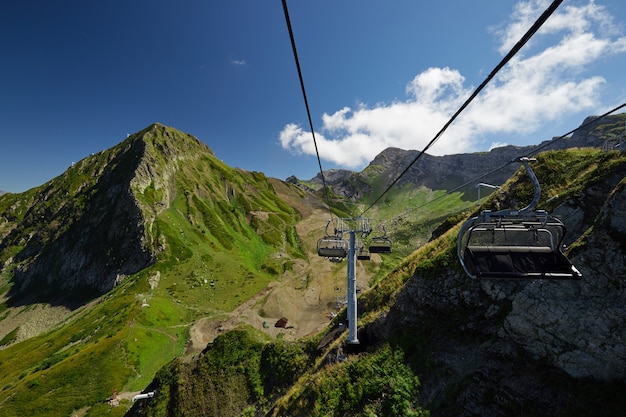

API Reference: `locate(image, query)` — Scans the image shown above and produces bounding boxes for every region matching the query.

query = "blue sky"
[2,0,626,193]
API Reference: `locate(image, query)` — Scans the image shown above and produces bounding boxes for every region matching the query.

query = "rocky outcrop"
[5,135,154,303]
[504,182,626,380]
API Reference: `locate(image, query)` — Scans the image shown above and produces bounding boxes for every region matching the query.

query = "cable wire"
[362,0,564,215]
[281,0,334,220]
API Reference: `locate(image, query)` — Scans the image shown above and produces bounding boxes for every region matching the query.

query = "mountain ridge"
[298,113,626,202]
[0,122,316,312]
[1,122,217,304]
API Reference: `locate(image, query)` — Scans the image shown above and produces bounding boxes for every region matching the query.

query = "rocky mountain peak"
[0,123,218,305]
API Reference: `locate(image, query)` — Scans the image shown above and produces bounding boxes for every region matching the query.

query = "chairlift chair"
[317,219,348,258]
[357,247,371,260]
[317,236,348,258]
[368,224,392,254]
[368,236,392,254]
[457,158,582,280]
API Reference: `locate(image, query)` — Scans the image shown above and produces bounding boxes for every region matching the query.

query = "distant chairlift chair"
[368,225,392,254]
[357,246,371,260]
[317,219,348,258]
[317,236,348,258]
[457,157,582,280]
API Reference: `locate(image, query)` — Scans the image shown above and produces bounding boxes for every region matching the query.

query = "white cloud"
[231,59,247,66]
[279,0,626,169]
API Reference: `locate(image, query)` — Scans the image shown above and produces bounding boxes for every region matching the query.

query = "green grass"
[0,272,192,416]
[0,124,307,415]
[275,344,426,417]
[0,327,18,347]
[136,325,315,417]
[122,325,186,391]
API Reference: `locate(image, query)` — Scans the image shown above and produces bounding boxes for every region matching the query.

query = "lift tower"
[317,217,378,344]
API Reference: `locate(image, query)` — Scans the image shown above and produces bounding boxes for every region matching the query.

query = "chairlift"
[369,225,392,254]
[317,219,348,258]
[457,158,582,280]
[357,246,371,260]
[317,236,348,258]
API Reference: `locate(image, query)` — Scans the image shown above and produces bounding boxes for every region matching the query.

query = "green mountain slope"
[0,123,316,416]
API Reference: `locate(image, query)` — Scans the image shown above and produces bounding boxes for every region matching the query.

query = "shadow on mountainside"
[6,137,154,308]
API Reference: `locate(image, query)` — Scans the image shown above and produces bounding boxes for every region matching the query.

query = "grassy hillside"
[0,124,312,416]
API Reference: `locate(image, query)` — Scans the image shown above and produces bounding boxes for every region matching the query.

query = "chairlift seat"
[457,159,581,280]
[317,237,348,258]
[464,245,581,279]
[357,248,371,260]
[369,237,392,254]
[458,213,581,280]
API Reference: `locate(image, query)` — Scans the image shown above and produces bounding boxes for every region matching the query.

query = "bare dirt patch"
[188,187,380,352]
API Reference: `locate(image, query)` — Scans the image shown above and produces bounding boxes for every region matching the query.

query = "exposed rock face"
[6,136,154,303]
[504,182,626,381]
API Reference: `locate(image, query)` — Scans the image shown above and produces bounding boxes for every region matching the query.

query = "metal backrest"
[317,237,348,258]
[369,237,392,254]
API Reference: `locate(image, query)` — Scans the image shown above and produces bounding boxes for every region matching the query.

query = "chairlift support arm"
[518,157,540,214]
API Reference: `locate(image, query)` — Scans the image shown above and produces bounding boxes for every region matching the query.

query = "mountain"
[0,115,625,416]
[300,113,626,202]
[2,128,156,303]
[0,123,312,306]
